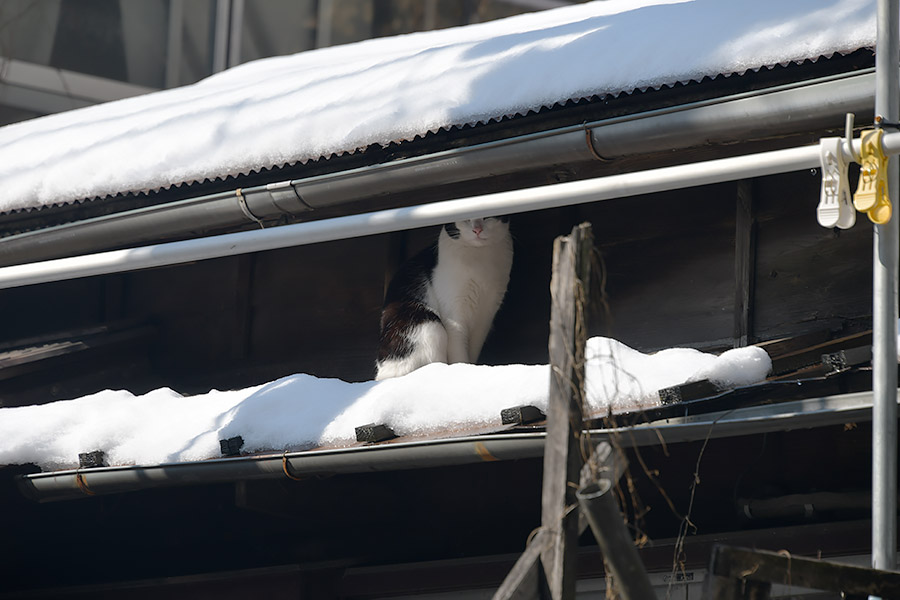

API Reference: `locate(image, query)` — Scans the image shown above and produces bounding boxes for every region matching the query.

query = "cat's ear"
[443,222,461,239]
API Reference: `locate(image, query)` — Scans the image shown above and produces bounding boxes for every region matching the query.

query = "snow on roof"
[0,337,771,471]
[0,0,876,214]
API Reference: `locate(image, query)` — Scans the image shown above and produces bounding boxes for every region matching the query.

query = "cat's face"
[444,216,509,246]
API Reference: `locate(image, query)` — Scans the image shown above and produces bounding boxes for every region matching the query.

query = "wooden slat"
[821,346,871,373]
[734,180,757,347]
[355,423,396,443]
[78,450,108,469]
[491,532,550,600]
[755,329,831,359]
[219,436,245,457]
[658,379,723,404]
[501,405,546,425]
[0,324,156,380]
[770,330,872,375]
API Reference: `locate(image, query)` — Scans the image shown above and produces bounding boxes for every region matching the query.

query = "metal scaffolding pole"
[872,0,899,574]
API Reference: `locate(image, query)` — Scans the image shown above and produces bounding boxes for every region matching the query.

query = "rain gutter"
[0,69,877,267]
[4,126,900,289]
[17,390,892,502]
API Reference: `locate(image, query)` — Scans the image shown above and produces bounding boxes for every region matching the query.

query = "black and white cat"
[375,216,514,380]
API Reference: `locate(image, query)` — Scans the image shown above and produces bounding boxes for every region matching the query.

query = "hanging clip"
[853,128,892,225]
[817,137,855,229]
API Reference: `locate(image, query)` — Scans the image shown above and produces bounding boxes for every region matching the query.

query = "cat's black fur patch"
[378,300,441,362]
[378,244,441,361]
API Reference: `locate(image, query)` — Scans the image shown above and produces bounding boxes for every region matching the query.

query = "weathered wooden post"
[576,478,656,600]
[493,222,593,600]
[495,223,654,600]
[540,222,593,599]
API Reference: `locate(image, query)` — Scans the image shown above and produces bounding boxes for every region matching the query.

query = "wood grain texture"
[540,223,592,599]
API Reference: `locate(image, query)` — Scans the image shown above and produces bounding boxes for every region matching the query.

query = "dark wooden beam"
[501,405,546,425]
[769,330,872,375]
[354,423,396,443]
[492,531,551,600]
[706,545,900,598]
[734,180,757,347]
[385,230,408,297]
[232,254,256,361]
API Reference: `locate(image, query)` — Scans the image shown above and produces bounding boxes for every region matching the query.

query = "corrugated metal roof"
[0,0,878,217]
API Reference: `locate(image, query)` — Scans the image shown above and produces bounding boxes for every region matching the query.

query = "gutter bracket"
[236,188,266,229]
[583,125,611,162]
[267,180,313,214]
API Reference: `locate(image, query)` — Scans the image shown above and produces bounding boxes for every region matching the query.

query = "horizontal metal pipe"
[588,69,876,158]
[295,70,877,208]
[12,126,900,288]
[738,491,871,521]
[17,391,890,502]
[296,128,596,210]
[0,182,311,267]
[0,69,879,267]
[576,480,656,600]
[0,140,843,289]
[19,434,546,503]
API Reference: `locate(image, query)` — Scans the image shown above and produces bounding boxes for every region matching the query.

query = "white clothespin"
[817,136,855,229]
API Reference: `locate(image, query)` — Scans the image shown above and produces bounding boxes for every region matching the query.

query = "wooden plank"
[491,531,551,600]
[770,330,872,375]
[355,423,396,443]
[540,223,592,600]
[385,230,408,296]
[219,436,244,457]
[754,329,831,359]
[708,545,900,597]
[495,224,594,600]
[734,180,757,347]
[78,450,108,468]
[658,379,723,404]
[231,254,256,361]
[821,345,871,373]
[501,405,546,425]
[608,365,880,427]
[0,324,156,380]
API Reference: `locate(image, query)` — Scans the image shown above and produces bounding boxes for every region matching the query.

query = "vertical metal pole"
[873,0,899,574]
[165,0,184,88]
[316,0,333,48]
[423,0,438,30]
[212,0,231,73]
[228,0,244,68]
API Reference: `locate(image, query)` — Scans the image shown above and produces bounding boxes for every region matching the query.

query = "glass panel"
[177,0,216,86]
[239,0,317,64]
[1,0,581,92]
[0,0,62,65]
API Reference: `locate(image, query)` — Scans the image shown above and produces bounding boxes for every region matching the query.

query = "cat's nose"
[473,225,483,236]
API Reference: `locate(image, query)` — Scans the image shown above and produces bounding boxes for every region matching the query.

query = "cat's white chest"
[428,231,513,363]
[432,243,508,311]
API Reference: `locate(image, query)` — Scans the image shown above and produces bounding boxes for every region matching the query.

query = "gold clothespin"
[853,128,892,224]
